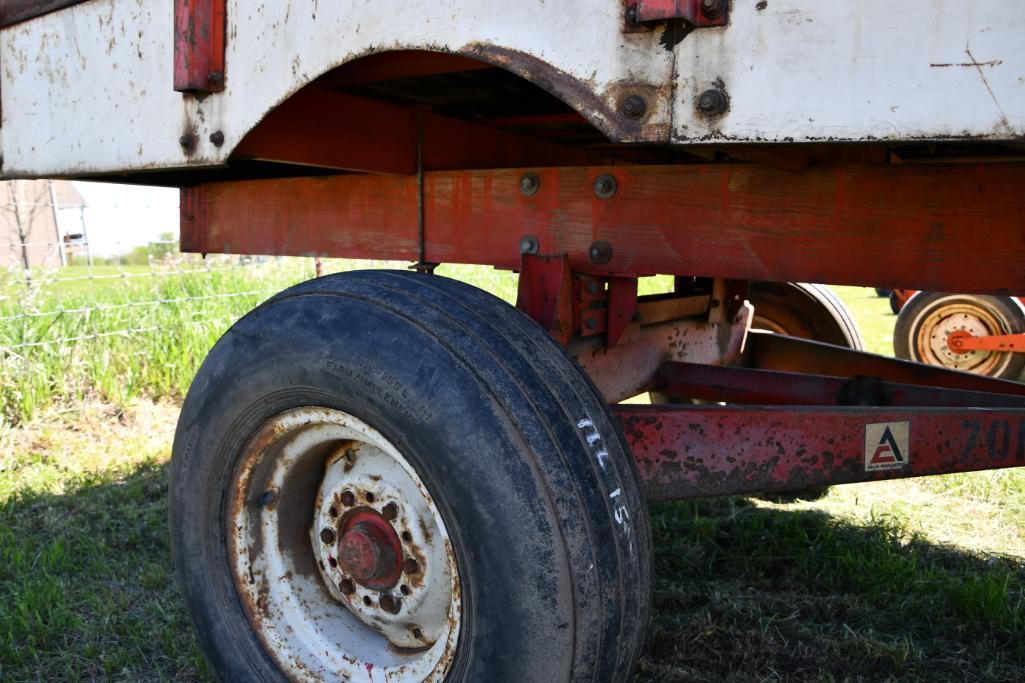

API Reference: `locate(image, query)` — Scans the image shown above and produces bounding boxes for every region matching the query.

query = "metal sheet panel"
[1,0,1024,178]
[672,0,1025,142]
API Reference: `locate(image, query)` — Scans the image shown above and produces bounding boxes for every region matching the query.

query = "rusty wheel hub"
[336,512,402,589]
[918,304,1004,374]
[228,407,460,682]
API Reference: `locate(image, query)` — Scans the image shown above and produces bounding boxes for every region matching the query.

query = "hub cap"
[915,301,1010,375]
[228,408,461,681]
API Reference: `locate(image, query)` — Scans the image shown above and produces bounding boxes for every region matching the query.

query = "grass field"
[2,267,1024,681]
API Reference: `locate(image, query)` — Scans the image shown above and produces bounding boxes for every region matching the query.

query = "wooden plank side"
[180,175,421,259]
[0,0,86,27]
[180,163,1025,295]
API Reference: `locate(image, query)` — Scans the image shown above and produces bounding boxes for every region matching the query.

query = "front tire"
[170,270,651,681]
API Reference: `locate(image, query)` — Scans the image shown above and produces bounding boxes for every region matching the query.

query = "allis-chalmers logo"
[864,422,910,471]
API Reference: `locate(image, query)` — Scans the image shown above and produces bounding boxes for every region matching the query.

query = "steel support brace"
[616,405,1025,501]
[174,0,226,93]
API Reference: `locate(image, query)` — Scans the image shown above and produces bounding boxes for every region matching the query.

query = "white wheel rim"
[228,407,461,682]
[911,297,1012,376]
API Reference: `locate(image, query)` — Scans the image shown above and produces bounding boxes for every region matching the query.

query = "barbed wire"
[0,316,241,352]
[1,262,274,286]
[0,289,277,323]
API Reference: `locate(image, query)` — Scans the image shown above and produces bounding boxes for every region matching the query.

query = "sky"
[68,181,180,258]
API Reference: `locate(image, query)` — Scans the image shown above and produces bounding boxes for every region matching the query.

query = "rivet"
[178,133,196,151]
[209,130,225,147]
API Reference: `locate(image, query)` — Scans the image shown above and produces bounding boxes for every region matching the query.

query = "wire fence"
[0,246,517,425]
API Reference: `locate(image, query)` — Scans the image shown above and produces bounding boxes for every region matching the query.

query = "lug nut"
[403,558,421,575]
[379,594,401,614]
[382,502,398,521]
[320,527,336,544]
[340,490,355,506]
[339,578,356,595]
[697,88,728,117]
[621,95,647,120]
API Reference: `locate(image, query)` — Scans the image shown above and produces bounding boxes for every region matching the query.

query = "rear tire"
[747,282,863,350]
[893,292,1025,380]
[171,270,651,681]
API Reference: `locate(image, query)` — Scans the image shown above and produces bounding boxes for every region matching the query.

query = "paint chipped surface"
[2,0,1025,178]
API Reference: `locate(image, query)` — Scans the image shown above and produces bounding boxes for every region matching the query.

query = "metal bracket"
[625,0,729,31]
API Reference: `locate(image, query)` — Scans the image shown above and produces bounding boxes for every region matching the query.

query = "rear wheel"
[171,270,651,681]
[747,282,863,350]
[893,292,1025,379]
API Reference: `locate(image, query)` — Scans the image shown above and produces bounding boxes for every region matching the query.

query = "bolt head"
[701,0,725,20]
[621,95,647,120]
[519,172,540,196]
[593,174,618,199]
[697,89,728,117]
[519,234,540,255]
[207,70,225,91]
[588,239,614,265]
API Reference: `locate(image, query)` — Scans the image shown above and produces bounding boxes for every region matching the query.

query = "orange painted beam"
[182,162,1025,295]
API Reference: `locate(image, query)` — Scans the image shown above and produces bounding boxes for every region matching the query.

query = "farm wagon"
[3,1,1025,679]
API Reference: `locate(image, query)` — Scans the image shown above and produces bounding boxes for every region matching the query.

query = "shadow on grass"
[3,460,1023,682]
[638,497,1025,682]
[0,461,209,682]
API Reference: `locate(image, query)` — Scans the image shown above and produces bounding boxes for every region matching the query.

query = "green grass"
[2,271,1024,680]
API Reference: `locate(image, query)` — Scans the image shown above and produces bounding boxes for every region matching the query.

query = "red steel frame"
[180,160,1025,499]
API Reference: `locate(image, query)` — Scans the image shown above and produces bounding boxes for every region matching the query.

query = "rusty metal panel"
[0,0,674,177]
[0,0,187,176]
[4,1,1025,178]
[0,0,87,27]
[616,405,1025,500]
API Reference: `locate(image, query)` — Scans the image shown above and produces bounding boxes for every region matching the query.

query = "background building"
[1,179,87,269]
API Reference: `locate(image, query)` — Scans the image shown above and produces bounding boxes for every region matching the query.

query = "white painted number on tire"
[864,421,911,471]
[578,418,633,552]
